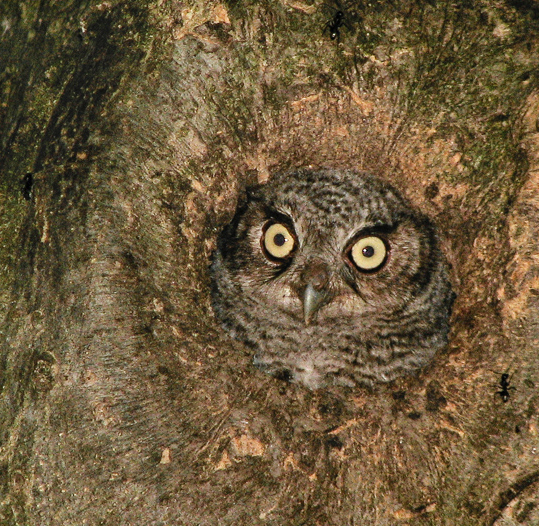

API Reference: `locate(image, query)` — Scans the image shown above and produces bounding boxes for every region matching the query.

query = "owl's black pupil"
[362,246,375,258]
[274,233,286,247]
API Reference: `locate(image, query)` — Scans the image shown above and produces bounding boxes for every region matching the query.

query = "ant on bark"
[495,372,516,403]
[325,9,345,40]
[323,2,356,42]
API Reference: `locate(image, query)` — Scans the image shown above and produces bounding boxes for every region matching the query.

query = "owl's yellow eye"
[349,236,388,271]
[262,223,296,260]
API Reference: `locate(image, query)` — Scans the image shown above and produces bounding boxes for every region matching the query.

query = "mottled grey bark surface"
[1,1,539,524]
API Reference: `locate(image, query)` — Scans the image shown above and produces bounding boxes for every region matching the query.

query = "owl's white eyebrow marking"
[262,206,294,223]
[347,221,397,240]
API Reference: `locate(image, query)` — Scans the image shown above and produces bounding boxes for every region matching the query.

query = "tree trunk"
[1,0,539,524]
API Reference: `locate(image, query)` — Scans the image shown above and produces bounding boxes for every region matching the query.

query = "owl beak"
[303,283,330,326]
[301,260,332,325]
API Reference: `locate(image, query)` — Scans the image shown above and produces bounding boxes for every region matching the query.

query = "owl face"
[211,169,453,389]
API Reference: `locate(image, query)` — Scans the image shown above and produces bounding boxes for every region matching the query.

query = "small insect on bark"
[496,372,516,403]
[325,10,345,40]
[21,172,34,201]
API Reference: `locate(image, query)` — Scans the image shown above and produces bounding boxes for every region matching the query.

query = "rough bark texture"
[1,0,539,524]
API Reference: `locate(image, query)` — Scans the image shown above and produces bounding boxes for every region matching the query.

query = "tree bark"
[1,0,539,524]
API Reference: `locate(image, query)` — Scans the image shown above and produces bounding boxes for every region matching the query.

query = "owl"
[210,168,454,390]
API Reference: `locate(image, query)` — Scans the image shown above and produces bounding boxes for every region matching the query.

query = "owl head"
[211,169,454,389]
